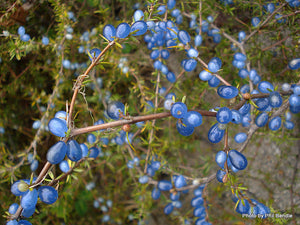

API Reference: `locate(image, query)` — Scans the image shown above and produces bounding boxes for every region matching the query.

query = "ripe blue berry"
[42,36,49,45]
[191,196,204,207]
[236,199,250,214]
[38,186,58,204]
[20,34,30,42]
[178,30,190,45]
[288,58,300,70]
[258,81,274,93]
[133,10,144,21]
[216,107,232,124]
[8,203,19,214]
[89,147,100,158]
[182,111,202,127]
[47,141,67,164]
[216,170,226,183]
[107,101,125,120]
[151,187,161,200]
[59,160,70,173]
[89,48,101,61]
[18,26,25,36]
[251,17,261,27]
[67,140,82,162]
[130,21,147,36]
[103,24,116,41]
[21,189,38,209]
[268,116,282,131]
[215,151,227,169]
[48,118,68,137]
[158,180,172,191]
[176,120,194,136]
[228,150,248,170]
[199,70,213,81]
[193,206,206,218]
[184,58,197,72]
[170,102,187,118]
[234,132,247,143]
[208,123,225,143]
[164,203,174,215]
[217,85,239,99]
[139,175,149,184]
[268,91,282,108]
[116,23,131,39]
[174,175,186,188]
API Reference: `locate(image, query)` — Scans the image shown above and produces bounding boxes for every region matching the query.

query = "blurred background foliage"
[0,0,299,224]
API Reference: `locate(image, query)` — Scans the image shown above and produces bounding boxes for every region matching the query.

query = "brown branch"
[68,41,115,128]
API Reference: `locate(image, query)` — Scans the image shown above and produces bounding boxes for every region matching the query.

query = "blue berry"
[194,35,202,46]
[20,34,30,42]
[268,91,282,108]
[216,170,226,183]
[231,110,242,124]
[158,180,172,191]
[258,81,274,93]
[42,36,49,45]
[236,199,250,214]
[151,187,161,200]
[234,132,247,143]
[216,107,232,124]
[174,175,186,188]
[251,17,261,27]
[238,69,249,79]
[208,76,220,87]
[21,189,38,209]
[255,112,269,127]
[234,53,247,61]
[157,5,166,15]
[167,0,176,9]
[178,30,190,45]
[8,203,19,214]
[103,24,116,41]
[217,85,239,99]
[208,123,225,143]
[67,140,82,162]
[116,23,131,39]
[139,175,149,184]
[176,120,194,136]
[133,9,144,21]
[199,70,213,81]
[284,121,294,129]
[38,186,58,204]
[164,203,174,215]
[193,206,206,218]
[171,102,187,118]
[89,147,100,158]
[47,141,67,164]
[30,159,38,172]
[268,116,282,131]
[228,150,248,170]
[89,48,101,61]
[182,111,202,127]
[130,21,147,36]
[191,196,204,207]
[107,101,125,120]
[59,160,70,173]
[48,118,68,137]
[288,58,300,70]
[208,60,220,73]
[215,151,227,169]
[18,26,25,36]
[184,58,197,72]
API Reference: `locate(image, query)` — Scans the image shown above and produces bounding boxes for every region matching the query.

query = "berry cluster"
[2,0,299,224]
